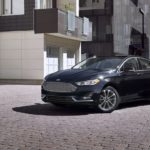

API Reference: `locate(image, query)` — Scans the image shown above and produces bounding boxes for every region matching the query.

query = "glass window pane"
[89,17,97,41]
[46,0,52,8]
[121,58,138,71]
[35,0,52,9]
[4,0,11,15]
[68,11,75,31]
[0,0,3,15]
[80,0,106,10]
[12,0,24,14]
[83,17,90,35]
[139,58,150,70]
[130,0,138,6]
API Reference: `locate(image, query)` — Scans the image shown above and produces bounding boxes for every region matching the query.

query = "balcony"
[34,8,92,41]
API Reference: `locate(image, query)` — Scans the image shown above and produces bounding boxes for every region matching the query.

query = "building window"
[0,0,24,15]
[35,0,52,9]
[88,17,97,41]
[106,25,112,34]
[130,0,138,6]
[89,16,112,42]
[92,0,99,3]
[80,0,105,10]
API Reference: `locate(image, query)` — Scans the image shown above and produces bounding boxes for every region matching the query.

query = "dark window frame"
[130,0,138,6]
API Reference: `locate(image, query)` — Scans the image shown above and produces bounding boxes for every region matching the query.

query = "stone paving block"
[0,85,150,150]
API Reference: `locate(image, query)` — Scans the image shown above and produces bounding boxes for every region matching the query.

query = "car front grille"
[43,82,77,93]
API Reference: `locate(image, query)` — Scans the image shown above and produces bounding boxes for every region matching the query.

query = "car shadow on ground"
[12,100,150,116]
[118,100,150,110]
[12,103,97,116]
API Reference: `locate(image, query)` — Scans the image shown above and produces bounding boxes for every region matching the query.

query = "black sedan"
[42,56,150,113]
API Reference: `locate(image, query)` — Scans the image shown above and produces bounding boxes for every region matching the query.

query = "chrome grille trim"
[43,82,77,93]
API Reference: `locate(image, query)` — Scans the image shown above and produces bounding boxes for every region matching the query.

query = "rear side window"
[139,58,150,70]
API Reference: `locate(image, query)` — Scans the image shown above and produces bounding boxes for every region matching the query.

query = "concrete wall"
[0,0,34,32]
[0,31,44,79]
[113,0,150,56]
[45,34,81,50]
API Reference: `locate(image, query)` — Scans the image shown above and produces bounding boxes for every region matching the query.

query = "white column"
[75,42,81,64]
[59,48,68,70]
[0,1,2,15]
[4,0,11,14]
[35,0,41,9]
[59,48,64,70]
[44,50,48,77]
[76,0,79,16]
[63,50,68,70]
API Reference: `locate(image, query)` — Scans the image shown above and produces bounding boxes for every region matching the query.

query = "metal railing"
[58,9,92,40]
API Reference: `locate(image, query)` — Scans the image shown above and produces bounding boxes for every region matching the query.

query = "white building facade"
[0,0,92,80]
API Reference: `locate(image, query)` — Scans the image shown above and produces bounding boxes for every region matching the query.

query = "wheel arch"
[102,83,120,95]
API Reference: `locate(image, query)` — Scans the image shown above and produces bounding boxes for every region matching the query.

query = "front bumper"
[41,81,104,105]
[42,94,94,104]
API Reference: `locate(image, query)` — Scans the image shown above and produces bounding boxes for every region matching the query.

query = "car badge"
[56,79,61,82]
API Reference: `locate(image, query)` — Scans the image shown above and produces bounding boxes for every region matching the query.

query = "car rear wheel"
[97,86,120,113]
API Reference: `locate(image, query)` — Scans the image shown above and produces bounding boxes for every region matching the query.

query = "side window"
[35,0,52,9]
[12,0,24,15]
[130,0,138,6]
[120,58,138,72]
[139,58,150,70]
[0,0,24,15]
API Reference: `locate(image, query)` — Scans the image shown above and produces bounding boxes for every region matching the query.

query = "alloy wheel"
[98,87,118,112]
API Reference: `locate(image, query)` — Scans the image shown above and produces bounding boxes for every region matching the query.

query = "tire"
[96,86,120,113]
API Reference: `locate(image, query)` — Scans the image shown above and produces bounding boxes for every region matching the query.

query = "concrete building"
[0,0,92,80]
[80,0,150,58]
[1,0,150,80]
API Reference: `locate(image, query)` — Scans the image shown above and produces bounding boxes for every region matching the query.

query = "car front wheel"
[97,86,120,113]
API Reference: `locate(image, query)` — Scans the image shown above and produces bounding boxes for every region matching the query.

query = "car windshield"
[72,57,124,70]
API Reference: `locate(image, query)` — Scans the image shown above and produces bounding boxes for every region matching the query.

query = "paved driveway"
[1,85,150,150]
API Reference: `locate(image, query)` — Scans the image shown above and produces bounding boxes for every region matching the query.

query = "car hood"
[45,69,116,82]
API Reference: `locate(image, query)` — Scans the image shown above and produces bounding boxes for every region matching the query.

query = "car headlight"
[76,79,100,86]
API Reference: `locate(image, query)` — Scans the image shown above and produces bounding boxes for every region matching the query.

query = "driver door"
[119,58,141,101]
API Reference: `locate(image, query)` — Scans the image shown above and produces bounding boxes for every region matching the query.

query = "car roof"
[96,55,147,60]
[123,55,149,60]
[95,55,128,59]
[89,55,150,62]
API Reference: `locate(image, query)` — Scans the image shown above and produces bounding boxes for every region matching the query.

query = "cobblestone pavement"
[1,85,150,150]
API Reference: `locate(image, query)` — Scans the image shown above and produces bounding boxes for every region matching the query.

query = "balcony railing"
[34,8,92,41]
